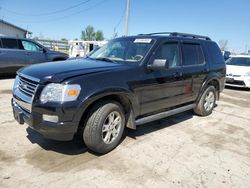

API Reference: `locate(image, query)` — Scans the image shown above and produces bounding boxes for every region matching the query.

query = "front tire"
[83,101,125,154]
[194,85,216,116]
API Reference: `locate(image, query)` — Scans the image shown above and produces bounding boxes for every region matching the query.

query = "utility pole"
[125,0,130,36]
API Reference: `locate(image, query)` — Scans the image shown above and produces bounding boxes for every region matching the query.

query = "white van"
[69,40,107,58]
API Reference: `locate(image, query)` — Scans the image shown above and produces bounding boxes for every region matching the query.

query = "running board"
[135,104,195,125]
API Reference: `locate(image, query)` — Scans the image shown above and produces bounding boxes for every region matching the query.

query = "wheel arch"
[75,91,137,134]
[198,76,220,102]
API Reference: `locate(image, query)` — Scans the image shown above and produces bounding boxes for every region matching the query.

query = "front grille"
[18,76,38,98]
[226,80,245,86]
[226,74,241,77]
[233,80,245,86]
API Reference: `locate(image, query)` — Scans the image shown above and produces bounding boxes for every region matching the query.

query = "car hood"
[18,58,128,83]
[226,65,250,75]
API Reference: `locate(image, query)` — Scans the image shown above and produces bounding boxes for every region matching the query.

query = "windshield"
[88,38,154,63]
[226,57,250,66]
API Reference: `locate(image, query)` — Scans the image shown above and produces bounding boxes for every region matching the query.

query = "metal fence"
[35,39,69,52]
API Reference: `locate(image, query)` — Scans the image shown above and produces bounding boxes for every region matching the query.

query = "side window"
[182,43,205,66]
[207,42,224,64]
[1,38,19,49]
[154,43,180,68]
[21,40,42,52]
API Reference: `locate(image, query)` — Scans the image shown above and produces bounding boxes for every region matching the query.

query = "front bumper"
[225,76,250,88]
[12,98,79,141]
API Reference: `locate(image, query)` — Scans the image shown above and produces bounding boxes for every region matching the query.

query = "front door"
[19,39,48,64]
[139,41,184,115]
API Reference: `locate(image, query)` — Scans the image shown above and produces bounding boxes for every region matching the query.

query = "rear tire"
[194,85,216,116]
[83,101,125,154]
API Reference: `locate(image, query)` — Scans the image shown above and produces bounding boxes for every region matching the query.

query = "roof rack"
[138,32,211,41]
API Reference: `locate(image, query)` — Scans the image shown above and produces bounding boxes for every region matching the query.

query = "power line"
[1,0,91,16]
[4,0,107,23]
[114,0,127,31]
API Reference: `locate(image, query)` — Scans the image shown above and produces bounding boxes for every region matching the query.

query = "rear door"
[180,41,208,103]
[139,40,184,115]
[19,39,48,64]
[0,38,26,74]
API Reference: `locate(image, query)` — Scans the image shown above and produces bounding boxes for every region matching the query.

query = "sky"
[0,0,249,53]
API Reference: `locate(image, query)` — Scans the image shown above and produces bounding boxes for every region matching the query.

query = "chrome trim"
[13,74,40,113]
[135,104,195,125]
[18,86,33,96]
[13,97,31,112]
[17,75,39,102]
[14,89,32,103]
[18,73,40,83]
[19,77,37,87]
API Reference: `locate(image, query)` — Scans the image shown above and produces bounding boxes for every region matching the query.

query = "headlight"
[244,72,250,77]
[40,83,81,103]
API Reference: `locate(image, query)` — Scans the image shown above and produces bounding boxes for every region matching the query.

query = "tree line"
[33,25,117,42]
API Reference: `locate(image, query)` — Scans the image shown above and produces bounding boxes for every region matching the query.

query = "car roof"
[117,33,214,43]
[0,36,34,41]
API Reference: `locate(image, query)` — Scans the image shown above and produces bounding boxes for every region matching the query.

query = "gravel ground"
[0,77,250,188]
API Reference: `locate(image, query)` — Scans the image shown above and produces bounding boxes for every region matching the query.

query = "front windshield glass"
[226,57,250,66]
[88,38,154,63]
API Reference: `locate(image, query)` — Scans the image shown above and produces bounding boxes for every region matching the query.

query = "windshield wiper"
[93,57,115,63]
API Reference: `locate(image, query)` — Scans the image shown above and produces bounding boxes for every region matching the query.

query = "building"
[0,19,31,38]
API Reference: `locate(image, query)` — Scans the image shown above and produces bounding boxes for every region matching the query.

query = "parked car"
[0,36,69,75]
[225,55,250,88]
[12,32,226,154]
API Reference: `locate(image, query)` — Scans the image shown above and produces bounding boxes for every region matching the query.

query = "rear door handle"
[26,52,32,55]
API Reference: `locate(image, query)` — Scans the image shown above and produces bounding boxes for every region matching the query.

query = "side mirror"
[223,51,231,60]
[147,59,169,71]
[42,48,47,53]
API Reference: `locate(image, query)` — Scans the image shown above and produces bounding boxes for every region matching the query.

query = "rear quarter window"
[1,38,20,49]
[207,42,224,64]
[182,43,205,66]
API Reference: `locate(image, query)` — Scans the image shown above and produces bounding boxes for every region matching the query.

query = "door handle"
[173,72,182,78]
[203,68,209,73]
[26,52,32,55]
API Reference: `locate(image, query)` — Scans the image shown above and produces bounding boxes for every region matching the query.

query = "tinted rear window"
[182,43,205,66]
[207,42,224,63]
[1,38,19,49]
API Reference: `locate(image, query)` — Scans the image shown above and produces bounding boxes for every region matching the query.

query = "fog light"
[42,115,59,123]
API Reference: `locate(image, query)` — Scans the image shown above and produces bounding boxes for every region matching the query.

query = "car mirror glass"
[147,59,169,71]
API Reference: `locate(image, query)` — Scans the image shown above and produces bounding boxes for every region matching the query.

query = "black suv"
[0,36,68,75]
[12,32,226,154]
